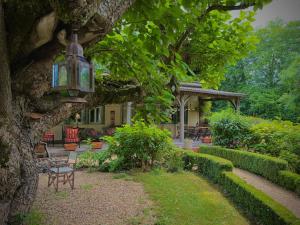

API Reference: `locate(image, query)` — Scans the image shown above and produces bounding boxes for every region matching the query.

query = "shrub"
[103,120,175,171]
[200,145,288,183]
[180,150,233,182]
[209,109,252,148]
[249,120,300,172]
[165,150,184,173]
[76,149,111,171]
[222,172,300,225]
[280,151,300,173]
[178,149,300,225]
[76,150,98,171]
[278,171,300,196]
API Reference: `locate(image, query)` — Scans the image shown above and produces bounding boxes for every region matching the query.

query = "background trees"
[217,20,300,122]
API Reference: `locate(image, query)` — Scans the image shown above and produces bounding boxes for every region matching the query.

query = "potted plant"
[80,128,103,150]
[64,143,78,151]
[201,135,212,144]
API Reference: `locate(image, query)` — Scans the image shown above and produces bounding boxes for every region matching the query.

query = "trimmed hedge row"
[278,171,300,196]
[200,145,287,183]
[222,172,300,225]
[180,150,300,225]
[181,151,233,182]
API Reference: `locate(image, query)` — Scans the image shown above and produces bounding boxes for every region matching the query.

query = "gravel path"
[233,168,300,218]
[34,171,155,225]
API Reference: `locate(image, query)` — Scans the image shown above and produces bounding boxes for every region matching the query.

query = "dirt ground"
[33,170,156,225]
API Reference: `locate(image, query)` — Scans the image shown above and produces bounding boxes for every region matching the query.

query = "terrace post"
[126,102,132,124]
[177,95,190,143]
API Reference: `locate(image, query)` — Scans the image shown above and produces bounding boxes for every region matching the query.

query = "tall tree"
[0,0,270,223]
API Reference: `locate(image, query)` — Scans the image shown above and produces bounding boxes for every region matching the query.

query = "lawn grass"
[135,170,250,225]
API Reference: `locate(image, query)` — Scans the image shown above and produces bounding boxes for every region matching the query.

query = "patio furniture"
[47,152,77,192]
[34,141,49,158]
[42,131,55,147]
[64,127,80,147]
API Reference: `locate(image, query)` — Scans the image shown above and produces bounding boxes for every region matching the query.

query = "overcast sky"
[231,0,300,28]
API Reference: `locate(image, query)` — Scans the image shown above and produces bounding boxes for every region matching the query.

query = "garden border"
[200,145,300,195]
[179,150,300,225]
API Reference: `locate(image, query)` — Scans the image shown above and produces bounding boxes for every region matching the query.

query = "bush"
[278,171,300,196]
[179,149,300,225]
[75,150,99,171]
[209,111,300,173]
[209,109,252,148]
[103,120,175,171]
[200,145,288,183]
[222,172,300,225]
[165,150,184,173]
[280,151,300,173]
[250,120,300,173]
[180,150,233,182]
[76,150,111,171]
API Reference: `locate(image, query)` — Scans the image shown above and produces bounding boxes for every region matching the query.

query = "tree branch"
[167,2,255,89]
[0,1,12,119]
[12,0,136,99]
[173,2,256,53]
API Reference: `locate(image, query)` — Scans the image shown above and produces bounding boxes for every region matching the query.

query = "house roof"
[179,82,245,100]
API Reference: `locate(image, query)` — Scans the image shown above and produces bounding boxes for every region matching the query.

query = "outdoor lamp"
[52,33,94,98]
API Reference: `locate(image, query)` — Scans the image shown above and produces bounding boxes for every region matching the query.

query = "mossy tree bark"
[0,1,136,224]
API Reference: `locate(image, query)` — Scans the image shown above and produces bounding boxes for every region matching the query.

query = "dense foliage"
[103,121,175,170]
[209,110,300,173]
[88,0,267,123]
[76,121,176,172]
[209,109,252,148]
[180,150,300,225]
[217,20,300,122]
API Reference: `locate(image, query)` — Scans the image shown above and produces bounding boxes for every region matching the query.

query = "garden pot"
[92,141,103,150]
[201,136,212,144]
[184,138,193,149]
[64,143,78,151]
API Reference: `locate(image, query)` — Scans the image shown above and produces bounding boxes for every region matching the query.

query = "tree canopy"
[89,0,263,123]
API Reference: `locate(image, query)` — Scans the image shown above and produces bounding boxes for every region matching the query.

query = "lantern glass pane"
[79,61,90,91]
[59,64,68,86]
[52,64,59,87]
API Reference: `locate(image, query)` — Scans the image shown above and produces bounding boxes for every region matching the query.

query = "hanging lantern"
[52,33,94,98]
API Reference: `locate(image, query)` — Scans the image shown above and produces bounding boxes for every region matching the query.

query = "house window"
[89,106,105,124]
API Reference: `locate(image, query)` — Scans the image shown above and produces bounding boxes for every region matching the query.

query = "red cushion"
[42,132,54,141]
[65,128,79,139]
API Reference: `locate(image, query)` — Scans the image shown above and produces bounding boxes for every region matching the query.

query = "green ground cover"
[135,170,250,225]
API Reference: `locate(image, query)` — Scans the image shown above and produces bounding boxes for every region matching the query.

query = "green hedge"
[181,150,233,182]
[278,171,300,196]
[180,150,300,225]
[222,172,300,225]
[200,145,287,183]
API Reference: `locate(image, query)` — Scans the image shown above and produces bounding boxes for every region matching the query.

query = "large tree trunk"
[0,1,136,224]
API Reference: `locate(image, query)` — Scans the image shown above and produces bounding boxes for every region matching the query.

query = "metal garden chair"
[47,152,78,192]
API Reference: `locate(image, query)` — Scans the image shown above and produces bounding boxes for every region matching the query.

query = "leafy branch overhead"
[88,0,265,122]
